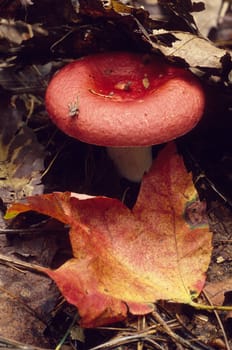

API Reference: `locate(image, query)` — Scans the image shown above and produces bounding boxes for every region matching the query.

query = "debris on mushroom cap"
[45,52,205,147]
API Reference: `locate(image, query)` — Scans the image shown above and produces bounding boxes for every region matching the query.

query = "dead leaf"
[150,29,230,71]
[0,19,48,45]
[204,278,232,306]
[193,0,223,37]
[158,0,204,34]
[5,143,212,327]
[0,96,44,203]
[0,64,51,92]
[0,262,56,347]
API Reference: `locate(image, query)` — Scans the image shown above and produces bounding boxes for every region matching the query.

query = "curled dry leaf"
[151,29,229,70]
[135,26,231,86]
[5,143,212,327]
[78,0,232,85]
[158,0,204,34]
[1,0,231,87]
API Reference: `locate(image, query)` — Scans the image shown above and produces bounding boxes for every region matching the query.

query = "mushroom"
[45,52,205,182]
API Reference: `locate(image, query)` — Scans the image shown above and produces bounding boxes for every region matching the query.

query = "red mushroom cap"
[45,52,205,147]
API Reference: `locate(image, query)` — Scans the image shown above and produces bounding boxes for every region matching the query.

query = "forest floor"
[0,1,232,349]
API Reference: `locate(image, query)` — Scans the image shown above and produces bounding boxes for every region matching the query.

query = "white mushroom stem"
[106,146,153,182]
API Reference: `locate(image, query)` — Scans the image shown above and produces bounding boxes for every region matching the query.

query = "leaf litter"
[0,94,44,204]
[0,0,232,349]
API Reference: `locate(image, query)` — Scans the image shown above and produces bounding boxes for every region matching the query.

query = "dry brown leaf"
[0,98,44,203]
[0,19,47,45]
[151,29,230,70]
[204,278,232,306]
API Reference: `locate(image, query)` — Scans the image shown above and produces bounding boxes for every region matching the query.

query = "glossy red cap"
[45,52,205,146]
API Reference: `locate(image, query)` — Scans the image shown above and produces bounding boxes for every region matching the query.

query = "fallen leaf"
[204,278,232,306]
[0,18,48,46]
[150,29,229,71]
[0,96,44,203]
[158,0,204,34]
[5,143,212,327]
[0,262,56,347]
[193,0,223,37]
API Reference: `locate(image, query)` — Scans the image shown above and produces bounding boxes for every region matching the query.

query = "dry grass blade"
[202,290,230,350]
[0,253,46,273]
[0,335,52,350]
[90,317,179,350]
[151,310,207,350]
[89,332,164,350]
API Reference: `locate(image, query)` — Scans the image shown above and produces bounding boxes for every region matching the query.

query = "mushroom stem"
[107,146,152,182]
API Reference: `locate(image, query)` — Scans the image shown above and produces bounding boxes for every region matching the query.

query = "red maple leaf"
[6,143,212,327]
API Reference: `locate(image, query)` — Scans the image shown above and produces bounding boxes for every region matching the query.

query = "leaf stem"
[189,300,232,311]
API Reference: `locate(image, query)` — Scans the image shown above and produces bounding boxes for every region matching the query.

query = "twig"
[0,253,46,274]
[151,310,201,350]
[174,313,217,350]
[0,335,52,350]
[202,290,230,350]
[0,227,68,235]
[90,318,178,350]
